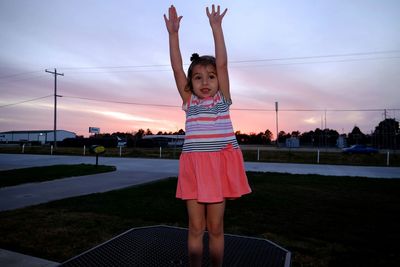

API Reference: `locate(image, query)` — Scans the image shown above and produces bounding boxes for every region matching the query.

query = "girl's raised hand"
[164,5,182,34]
[206,4,227,27]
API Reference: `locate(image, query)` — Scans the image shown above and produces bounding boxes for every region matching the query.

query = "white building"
[336,135,347,148]
[0,130,76,144]
[285,137,300,148]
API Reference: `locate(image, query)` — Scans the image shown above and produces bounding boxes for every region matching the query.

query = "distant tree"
[145,129,153,135]
[299,128,339,147]
[277,131,289,144]
[173,129,185,135]
[135,129,145,139]
[264,129,273,142]
[255,130,273,145]
[123,133,136,147]
[299,130,314,146]
[129,129,145,147]
[256,132,264,144]
[235,131,249,144]
[86,133,117,147]
[291,131,301,137]
[314,128,324,146]
[248,132,259,144]
[348,126,366,145]
[89,133,110,138]
[372,118,399,149]
[234,130,273,145]
[111,132,132,140]
[325,129,340,146]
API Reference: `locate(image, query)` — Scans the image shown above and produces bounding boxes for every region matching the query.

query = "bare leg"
[187,200,206,267]
[206,201,226,267]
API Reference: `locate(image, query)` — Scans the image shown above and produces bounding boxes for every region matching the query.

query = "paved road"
[0,154,399,212]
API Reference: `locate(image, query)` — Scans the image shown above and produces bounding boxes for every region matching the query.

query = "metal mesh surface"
[60,225,290,267]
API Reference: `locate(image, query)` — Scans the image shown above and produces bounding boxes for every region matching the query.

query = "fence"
[0,144,399,167]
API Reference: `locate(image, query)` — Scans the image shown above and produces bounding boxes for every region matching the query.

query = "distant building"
[336,135,347,148]
[0,130,76,144]
[285,137,300,148]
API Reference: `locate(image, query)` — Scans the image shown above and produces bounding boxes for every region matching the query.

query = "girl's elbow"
[216,58,228,69]
[216,63,228,73]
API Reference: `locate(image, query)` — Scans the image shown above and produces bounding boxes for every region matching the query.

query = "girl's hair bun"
[190,53,200,62]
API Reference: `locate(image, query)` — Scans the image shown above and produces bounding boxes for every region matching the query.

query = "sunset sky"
[1,0,399,138]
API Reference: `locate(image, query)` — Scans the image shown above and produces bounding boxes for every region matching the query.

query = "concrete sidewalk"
[0,249,58,267]
[0,155,179,211]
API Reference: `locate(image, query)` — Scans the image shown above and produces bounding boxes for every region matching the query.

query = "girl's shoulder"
[217,91,232,105]
[182,93,193,111]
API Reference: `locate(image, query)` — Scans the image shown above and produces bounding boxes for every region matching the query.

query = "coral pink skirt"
[176,144,251,203]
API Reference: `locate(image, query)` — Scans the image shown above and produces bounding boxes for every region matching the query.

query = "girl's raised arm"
[164,5,190,103]
[206,5,230,101]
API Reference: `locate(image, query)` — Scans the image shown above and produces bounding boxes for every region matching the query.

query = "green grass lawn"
[0,164,116,187]
[0,171,399,267]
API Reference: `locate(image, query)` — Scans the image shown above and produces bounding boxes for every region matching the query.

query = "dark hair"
[186,53,216,92]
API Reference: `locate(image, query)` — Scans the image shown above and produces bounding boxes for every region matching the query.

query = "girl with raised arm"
[164,5,251,266]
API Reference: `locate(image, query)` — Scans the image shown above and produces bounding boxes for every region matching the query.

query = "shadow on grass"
[0,172,399,267]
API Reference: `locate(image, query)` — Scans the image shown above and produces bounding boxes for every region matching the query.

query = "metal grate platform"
[59,225,291,267]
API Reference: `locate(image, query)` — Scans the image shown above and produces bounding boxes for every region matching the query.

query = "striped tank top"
[182,91,239,152]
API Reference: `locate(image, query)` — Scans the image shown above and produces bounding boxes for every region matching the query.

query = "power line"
[59,64,171,70]
[64,69,171,75]
[0,95,53,108]
[230,56,400,69]
[2,94,399,114]
[0,74,48,85]
[0,70,42,80]
[2,49,398,79]
[61,95,179,108]
[60,95,400,112]
[230,50,400,64]
[59,50,400,72]
[56,55,400,75]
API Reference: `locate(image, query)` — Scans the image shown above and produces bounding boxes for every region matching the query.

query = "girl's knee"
[206,201,225,237]
[207,220,224,237]
[186,200,206,237]
[189,221,206,237]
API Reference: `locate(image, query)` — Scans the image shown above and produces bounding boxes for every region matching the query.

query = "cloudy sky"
[1,0,399,137]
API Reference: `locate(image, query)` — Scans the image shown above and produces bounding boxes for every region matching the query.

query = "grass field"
[0,170,399,267]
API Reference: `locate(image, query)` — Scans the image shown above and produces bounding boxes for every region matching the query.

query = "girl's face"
[190,64,219,99]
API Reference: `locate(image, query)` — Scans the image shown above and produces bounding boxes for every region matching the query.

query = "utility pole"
[275,101,279,147]
[45,68,64,149]
[324,109,327,148]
